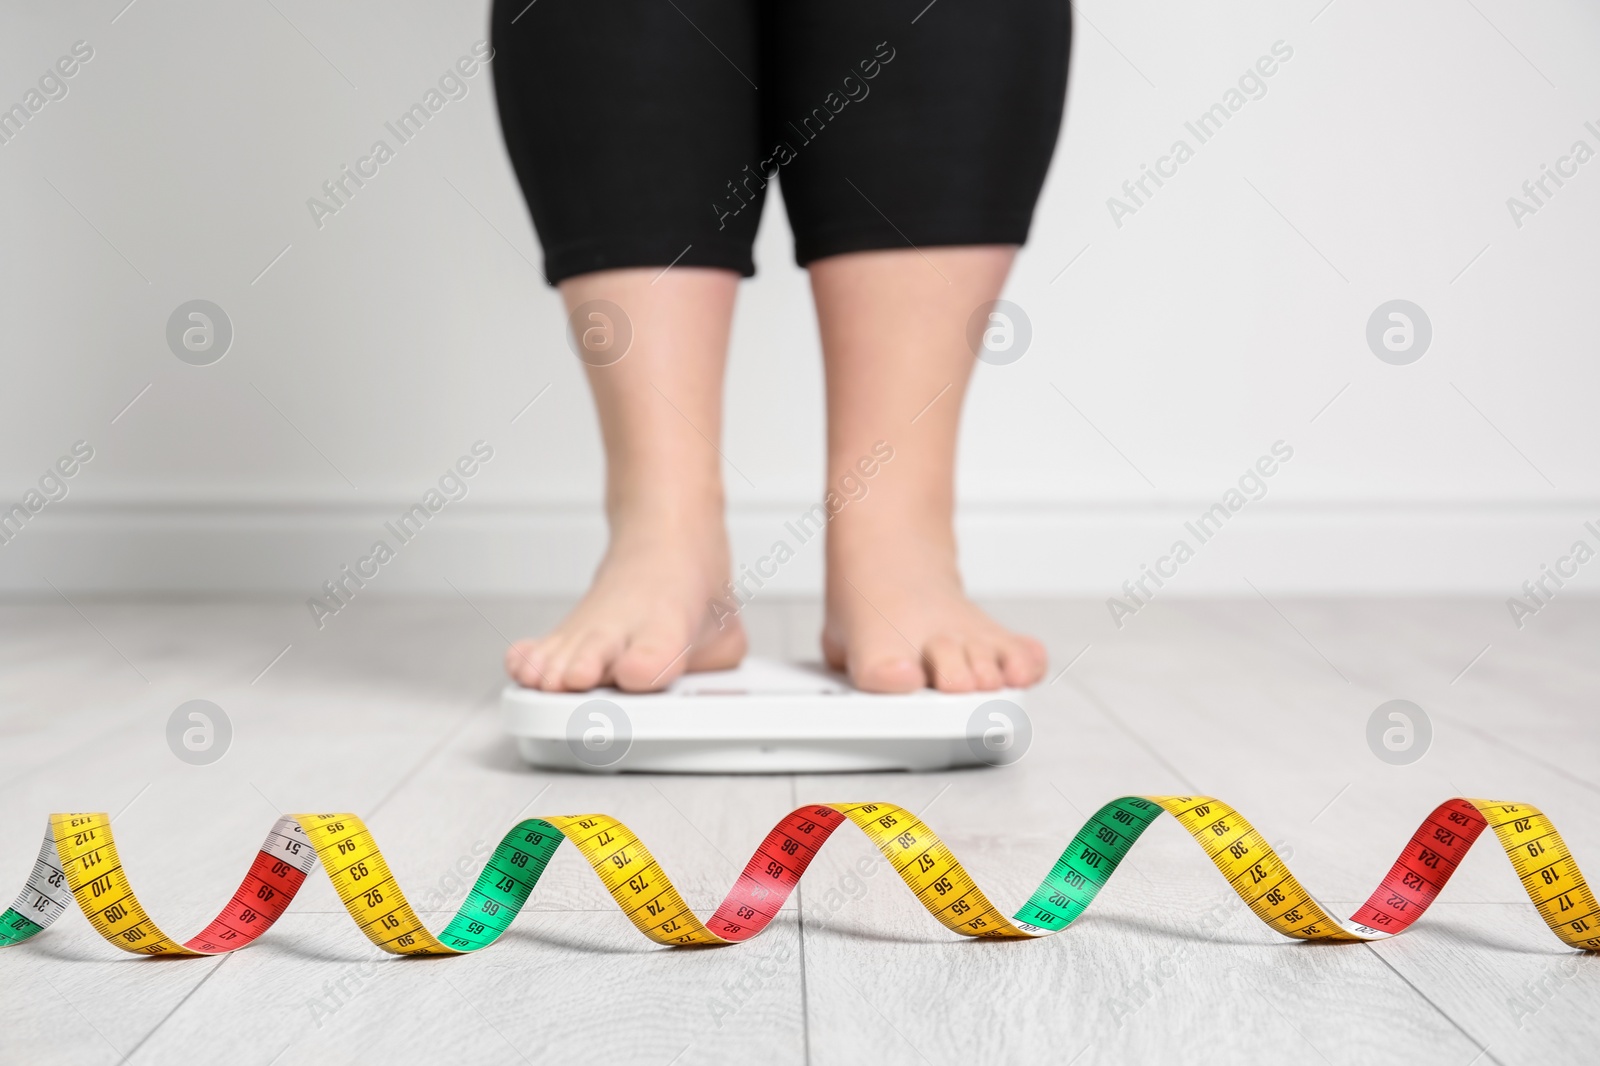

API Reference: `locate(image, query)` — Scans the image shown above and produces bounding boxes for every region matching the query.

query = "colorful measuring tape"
[2,796,1595,955]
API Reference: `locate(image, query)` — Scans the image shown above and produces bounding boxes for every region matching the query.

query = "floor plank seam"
[791,774,813,1066]
[1362,943,1506,1066]
[121,952,233,1064]
[365,680,503,819]
[1066,675,1201,792]
[1442,714,1600,797]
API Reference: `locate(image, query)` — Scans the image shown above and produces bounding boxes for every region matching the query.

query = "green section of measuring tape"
[0,912,44,946]
[433,820,566,951]
[1015,796,1158,931]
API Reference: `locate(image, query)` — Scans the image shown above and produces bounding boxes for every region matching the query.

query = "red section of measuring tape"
[1348,798,1486,934]
[183,849,308,954]
[707,805,847,942]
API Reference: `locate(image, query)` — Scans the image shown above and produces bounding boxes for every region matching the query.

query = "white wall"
[2,0,1598,601]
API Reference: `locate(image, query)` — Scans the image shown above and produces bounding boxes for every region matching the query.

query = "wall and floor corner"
[2,1,1597,600]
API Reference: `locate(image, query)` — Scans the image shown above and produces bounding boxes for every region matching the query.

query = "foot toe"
[966,641,1005,691]
[505,640,549,689]
[924,635,975,692]
[999,635,1048,687]
[851,654,925,693]
[536,634,583,691]
[613,629,693,692]
[562,632,619,691]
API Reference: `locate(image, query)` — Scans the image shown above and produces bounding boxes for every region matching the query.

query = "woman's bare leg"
[505,267,747,692]
[811,246,1048,693]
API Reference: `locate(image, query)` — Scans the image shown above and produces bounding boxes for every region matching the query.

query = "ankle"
[827,498,956,560]
[605,476,725,529]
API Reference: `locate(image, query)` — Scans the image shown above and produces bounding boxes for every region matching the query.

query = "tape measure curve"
[2,797,1594,955]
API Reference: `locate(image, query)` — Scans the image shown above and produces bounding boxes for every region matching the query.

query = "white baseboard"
[0,498,1596,598]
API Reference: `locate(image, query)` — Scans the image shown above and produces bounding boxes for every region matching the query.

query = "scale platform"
[502,658,1030,774]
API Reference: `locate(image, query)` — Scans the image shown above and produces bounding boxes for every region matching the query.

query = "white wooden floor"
[0,596,1596,1066]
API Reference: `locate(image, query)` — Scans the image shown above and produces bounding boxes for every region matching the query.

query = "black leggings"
[491,0,1071,286]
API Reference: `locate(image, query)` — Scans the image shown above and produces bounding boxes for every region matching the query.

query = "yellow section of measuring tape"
[540,813,719,946]
[1152,796,1359,941]
[295,813,452,954]
[50,813,199,956]
[23,795,1600,957]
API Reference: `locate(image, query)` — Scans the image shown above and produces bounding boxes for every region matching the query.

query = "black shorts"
[491,0,1072,286]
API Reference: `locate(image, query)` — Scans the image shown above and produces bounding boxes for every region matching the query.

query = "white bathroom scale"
[502,658,1030,774]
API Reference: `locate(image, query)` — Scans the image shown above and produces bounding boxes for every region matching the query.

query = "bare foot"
[505,499,746,692]
[506,265,747,692]
[822,520,1047,694]
[807,245,1047,694]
